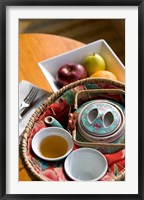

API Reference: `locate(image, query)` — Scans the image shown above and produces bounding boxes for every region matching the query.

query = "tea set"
[32,89,125,181]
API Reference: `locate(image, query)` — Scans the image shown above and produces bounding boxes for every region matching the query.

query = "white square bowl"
[38,39,125,92]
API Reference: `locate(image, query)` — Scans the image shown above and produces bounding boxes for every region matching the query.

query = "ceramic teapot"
[68,89,125,153]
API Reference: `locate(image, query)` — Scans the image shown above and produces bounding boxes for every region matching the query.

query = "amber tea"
[39,135,68,158]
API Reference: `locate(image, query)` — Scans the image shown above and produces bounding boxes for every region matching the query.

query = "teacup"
[32,127,74,161]
[64,148,108,181]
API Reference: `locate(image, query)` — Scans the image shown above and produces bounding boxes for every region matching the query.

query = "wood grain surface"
[20,19,125,64]
[19,33,84,181]
[19,34,84,92]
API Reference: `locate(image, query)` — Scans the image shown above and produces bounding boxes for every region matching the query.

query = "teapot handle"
[74,89,125,110]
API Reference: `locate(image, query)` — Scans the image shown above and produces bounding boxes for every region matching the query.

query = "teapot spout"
[44,116,63,128]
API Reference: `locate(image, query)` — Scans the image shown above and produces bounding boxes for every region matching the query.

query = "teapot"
[68,89,125,153]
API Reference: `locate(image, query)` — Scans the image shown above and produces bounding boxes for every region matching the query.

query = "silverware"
[19,86,39,119]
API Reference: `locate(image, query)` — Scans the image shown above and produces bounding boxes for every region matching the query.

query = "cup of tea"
[64,148,108,181]
[32,127,74,161]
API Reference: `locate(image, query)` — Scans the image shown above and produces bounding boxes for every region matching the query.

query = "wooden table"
[19,33,84,181]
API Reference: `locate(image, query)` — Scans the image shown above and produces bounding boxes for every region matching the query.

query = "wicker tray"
[20,78,125,181]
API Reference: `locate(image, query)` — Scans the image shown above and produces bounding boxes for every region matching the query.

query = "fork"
[19,86,39,113]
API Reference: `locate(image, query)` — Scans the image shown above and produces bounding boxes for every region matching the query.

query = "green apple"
[83,53,106,76]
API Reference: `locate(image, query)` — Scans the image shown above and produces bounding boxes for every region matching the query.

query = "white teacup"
[32,127,74,161]
[64,148,108,181]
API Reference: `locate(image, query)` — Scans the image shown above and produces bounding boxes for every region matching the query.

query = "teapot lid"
[78,101,122,137]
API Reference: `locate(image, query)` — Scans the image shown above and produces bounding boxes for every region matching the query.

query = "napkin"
[19,80,51,137]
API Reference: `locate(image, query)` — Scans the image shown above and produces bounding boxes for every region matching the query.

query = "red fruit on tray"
[56,63,87,87]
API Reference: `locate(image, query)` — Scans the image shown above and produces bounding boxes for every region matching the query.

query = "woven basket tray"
[20,78,125,181]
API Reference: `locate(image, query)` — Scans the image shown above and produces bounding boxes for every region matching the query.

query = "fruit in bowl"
[90,70,117,81]
[56,63,87,87]
[82,53,106,76]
